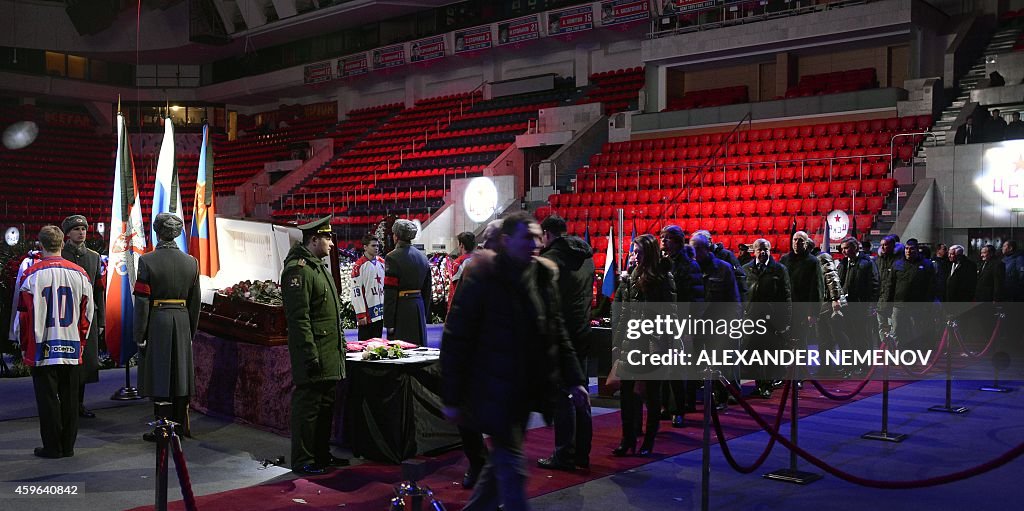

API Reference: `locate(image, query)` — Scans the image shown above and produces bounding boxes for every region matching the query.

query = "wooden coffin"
[198,293,288,346]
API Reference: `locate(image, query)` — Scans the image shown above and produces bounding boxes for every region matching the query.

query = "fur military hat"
[61,215,88,234]
[392,219,418,242]
[154,212,184,241]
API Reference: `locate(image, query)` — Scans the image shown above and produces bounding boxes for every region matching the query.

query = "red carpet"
[128,379,906,511]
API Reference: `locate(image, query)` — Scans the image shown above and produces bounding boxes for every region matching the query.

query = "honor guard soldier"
[134,213,201,440]
[280,216,349,475]
[383,219,431,344]
[61,215,105,419]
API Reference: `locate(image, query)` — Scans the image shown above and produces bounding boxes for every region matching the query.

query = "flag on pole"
[151,117,187,252]
[601,225,616,298]
[627,218,638,261]
[105,112,147,366]
[189,124,219,277]
[822,211,830,253]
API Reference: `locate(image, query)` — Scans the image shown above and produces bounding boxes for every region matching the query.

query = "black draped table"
[191,331,460,464]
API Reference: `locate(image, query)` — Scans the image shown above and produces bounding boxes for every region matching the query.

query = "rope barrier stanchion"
[700,368,713,511]
[862,337,907,443]
[980,312,1015,393]
[929,319,969,414]
[725,377,1024,488]
[150,408,199,511]
[762,373,822,485]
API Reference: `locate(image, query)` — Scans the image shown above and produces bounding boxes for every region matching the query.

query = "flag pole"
[111,108,142,401]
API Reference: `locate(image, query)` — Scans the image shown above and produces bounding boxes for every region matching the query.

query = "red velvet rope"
[711,380,791,473]
[807,341,887,400]
[898,331,947,377]
[171,433,199,511]
[718,375,1024,488]
[951,316,1002,359]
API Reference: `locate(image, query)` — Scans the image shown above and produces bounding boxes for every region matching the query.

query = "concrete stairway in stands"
[933,25,1023,145]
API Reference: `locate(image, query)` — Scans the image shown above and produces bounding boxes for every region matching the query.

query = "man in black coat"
[932,244,951,302]
[975,244,1004,302]
[442,212,586,511]
[875,235,902,344]
[974,244,1005,345]
[743,238,792,397]
[889,239,936,348]
[660,225,705,426]
[838,237,880,353]
[780,231,823,349]
[694,229,748,300]
[690,232,742,408]
[945,245,978,303]
[954,116,980,145]
[60,215,104,419]
[537,215,595,471]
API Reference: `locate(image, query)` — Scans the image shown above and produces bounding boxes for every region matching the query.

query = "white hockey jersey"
[351,255,385,323]
[17,256,94,367]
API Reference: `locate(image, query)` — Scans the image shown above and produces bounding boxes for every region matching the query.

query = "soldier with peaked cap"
[61,214,105,419]
[280,216,349,475]
[383,219,431,344]
[134,212,201,441]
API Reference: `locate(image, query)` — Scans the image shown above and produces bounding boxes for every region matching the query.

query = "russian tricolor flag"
[105,112,147,365]
[151,117,187,252]
[190,124,220,277]
[601,225,616,298]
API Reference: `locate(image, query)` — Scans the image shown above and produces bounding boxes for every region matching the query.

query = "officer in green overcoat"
[280,216,349,475]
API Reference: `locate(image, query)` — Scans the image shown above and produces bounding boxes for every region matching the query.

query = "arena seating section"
[784,68,878,98]
[547,114,932,268]
[666,86,749,111]
[0,106,114,237]
[579,67,644,114]
[275,84,578,242]
[213,116,336,194]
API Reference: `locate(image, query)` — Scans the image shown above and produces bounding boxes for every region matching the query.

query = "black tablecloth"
[343,354,461,464]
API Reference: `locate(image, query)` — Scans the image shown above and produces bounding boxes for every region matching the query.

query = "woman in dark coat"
[611,234,676,456]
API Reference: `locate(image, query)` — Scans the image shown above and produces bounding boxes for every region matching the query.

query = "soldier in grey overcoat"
[134,213,201,439]
[61,215,105,418]
[383,219,431,344]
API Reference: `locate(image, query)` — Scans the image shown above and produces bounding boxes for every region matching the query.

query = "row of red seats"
[589,67,644,85]
[785,67,877,98]
[555,179,895,207]
[558,194,887,221]
[667,86,748,111]
[577,162,891,191]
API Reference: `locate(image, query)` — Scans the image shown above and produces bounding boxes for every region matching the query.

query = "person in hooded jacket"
[660,225,704,427]
[536,215,595,471]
